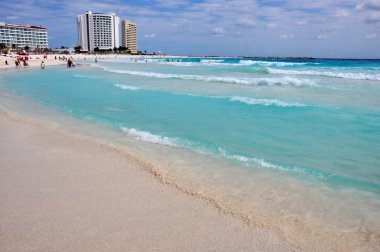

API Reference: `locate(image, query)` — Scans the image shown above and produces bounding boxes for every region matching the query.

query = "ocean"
[1,57,380,250]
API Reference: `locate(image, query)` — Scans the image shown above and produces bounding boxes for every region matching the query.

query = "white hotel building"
[0,23,48,49]
[77,11,119,52]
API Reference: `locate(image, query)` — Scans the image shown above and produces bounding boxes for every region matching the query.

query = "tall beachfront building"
[77,11,119,52]
[0,23,48,49]
[121,20,137,54]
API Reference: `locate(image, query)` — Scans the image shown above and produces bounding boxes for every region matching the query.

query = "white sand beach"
[0,53,171,70]
[0,110,299,251]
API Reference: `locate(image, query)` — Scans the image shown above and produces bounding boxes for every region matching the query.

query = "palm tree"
[74,45,81,53]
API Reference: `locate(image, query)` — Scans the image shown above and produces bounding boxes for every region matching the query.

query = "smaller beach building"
[0,23,48,49]
[121,20,137,54]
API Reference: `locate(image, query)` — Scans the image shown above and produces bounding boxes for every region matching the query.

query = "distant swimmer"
[41,61,45,69]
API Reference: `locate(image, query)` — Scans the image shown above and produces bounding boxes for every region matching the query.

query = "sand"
[0,53,172,70]
[0,111,300,251]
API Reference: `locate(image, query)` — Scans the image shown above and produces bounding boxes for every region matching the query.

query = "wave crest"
[230,96,308,107]
[102,68,316,87]
[121,127,179,146]
[239,60,308,67]
[267,68,380,80]
[114,84,141,90]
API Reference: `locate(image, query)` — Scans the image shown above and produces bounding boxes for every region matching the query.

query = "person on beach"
[5,60,8,65]
[67,58,72,68]
[41,61,45,69]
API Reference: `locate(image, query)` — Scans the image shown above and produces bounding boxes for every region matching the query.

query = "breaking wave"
[121,127,180,147]
[114,84,141,90]
[267,68,380,80]
[73,74,99,79]
[229,96,308,107]
[239,60,309,67]
[119,127,337,181]
[102,68,317,87]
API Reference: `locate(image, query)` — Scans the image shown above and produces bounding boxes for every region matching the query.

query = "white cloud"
[295,20,307,26]
[6,15,20,20]
[153,0,190,9]
[280,34,294,39]
[236,18,256,27]
[366,12,380,23]
[366,33,377,38]
[356,0,380,11]
[317,34,328,40]
[335,9,349,17]
[212,27,225,36]
[144,34,156,38]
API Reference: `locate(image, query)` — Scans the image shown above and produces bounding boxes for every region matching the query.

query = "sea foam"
[229,96,308,107]
[102,68,317,87]
[121,127,179,146]
[239,60,308,67]
[114,84,141,90]
[267,68,380,80]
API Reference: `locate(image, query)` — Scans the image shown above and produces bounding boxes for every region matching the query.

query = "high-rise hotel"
[0,22,48,49]
[77,11,119,52]
[121,20,137,54]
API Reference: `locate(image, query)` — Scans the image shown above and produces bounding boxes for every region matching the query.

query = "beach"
[1,56,379,251]
[0,54,170,71]
[0,110,298,252]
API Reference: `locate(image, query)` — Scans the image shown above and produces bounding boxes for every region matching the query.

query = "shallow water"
[1,57,380,250]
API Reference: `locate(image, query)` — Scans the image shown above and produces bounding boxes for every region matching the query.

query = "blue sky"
[1,0,380,58]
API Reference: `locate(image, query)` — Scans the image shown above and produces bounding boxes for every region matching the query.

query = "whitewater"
[1,57,380,251]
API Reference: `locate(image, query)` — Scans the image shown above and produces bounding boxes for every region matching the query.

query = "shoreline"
[1,61,379,251]
[0,93,299,251]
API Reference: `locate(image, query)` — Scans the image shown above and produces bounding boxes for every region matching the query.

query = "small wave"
[200,59,224,63]
[267,68,380,80]
[73,74,99,79]
[114,84,141,91]
[105,107,126,112]
[230,96,308,107]
[102,68,317,87]
[239,60,308,67]
[217,148,327,178]
[170,92,310,108]
[119,127,341,181]
[121,127,179,147]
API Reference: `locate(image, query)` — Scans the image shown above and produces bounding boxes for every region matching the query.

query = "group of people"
[2,53,81,70]
[15,56,29,68]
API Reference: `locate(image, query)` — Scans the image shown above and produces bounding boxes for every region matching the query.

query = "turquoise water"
[1,57,380,249]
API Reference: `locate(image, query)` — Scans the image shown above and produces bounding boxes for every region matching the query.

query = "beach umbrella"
[16,51,29,55]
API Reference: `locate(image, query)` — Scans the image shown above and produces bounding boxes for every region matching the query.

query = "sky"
[1,0,380,58]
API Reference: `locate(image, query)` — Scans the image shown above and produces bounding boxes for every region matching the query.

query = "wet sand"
[0,112,299,251]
